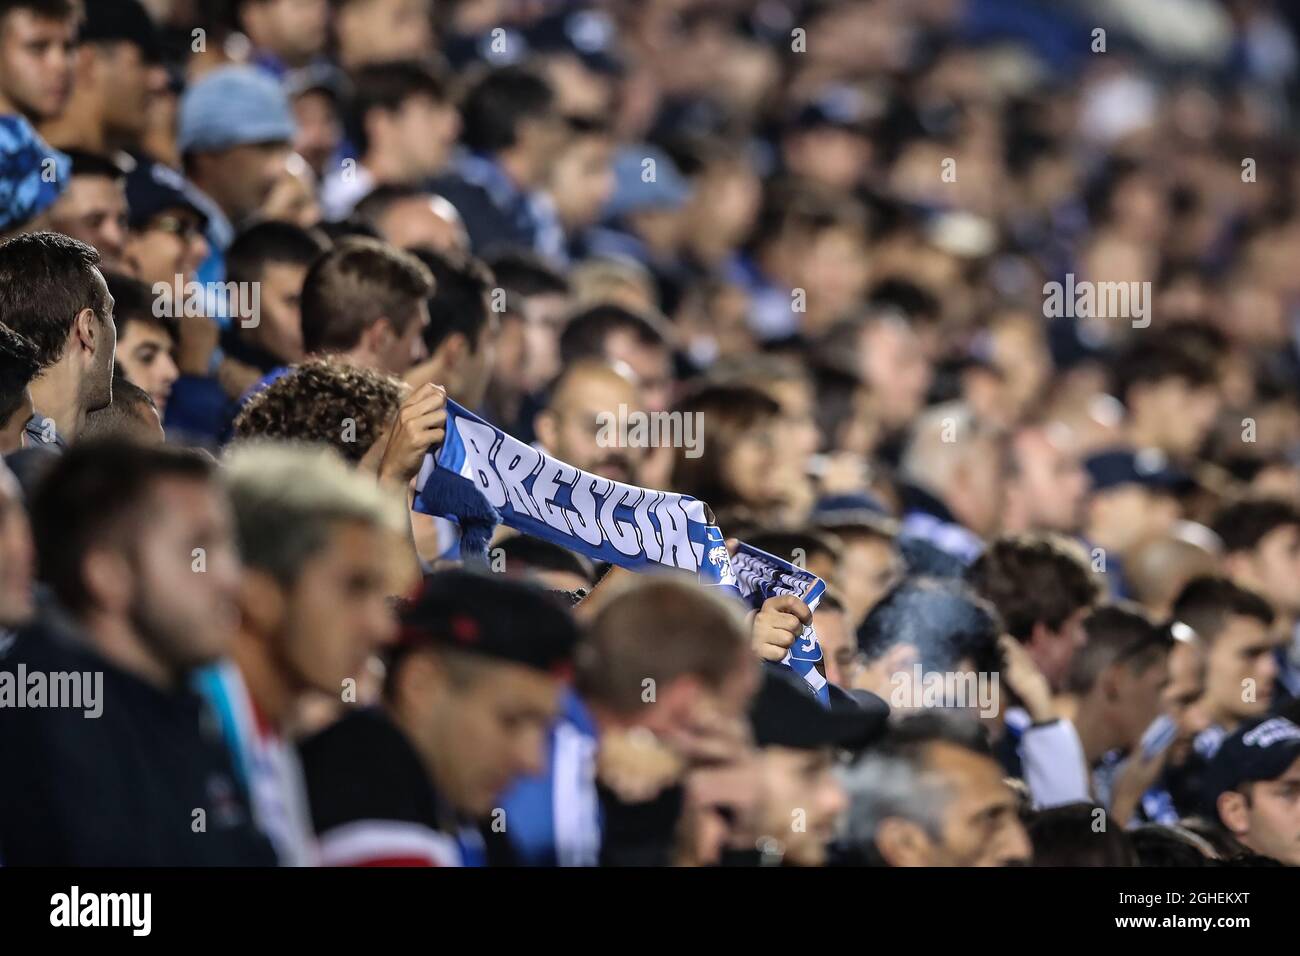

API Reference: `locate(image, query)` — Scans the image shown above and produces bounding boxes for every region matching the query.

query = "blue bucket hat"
[177,66,296,155]
[0,116,70,233]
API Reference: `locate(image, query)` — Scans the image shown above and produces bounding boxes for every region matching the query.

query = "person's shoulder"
[298,707,436,833]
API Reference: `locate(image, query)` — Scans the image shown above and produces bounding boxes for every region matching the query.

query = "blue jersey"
[499,689,601,866]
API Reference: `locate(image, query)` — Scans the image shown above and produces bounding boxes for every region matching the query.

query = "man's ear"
[533,407,559,451]
[82,547,133,616]
[874,817,934,867]
[1216,790,1250,837]
[74,307,100,359]
[359,317,394,360]
[238,569,288,641]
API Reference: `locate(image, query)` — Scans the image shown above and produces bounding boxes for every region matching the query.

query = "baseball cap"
[605,145,690,219]
[1202,716,1300,812]
[526,8,625,76]
[123,158,208,230]
[750,666,888,752]
[397,569,580,676]
[177,66,296,155]
[0,116,69,233]
[1084,447,1193,494]
[82,0,162,63]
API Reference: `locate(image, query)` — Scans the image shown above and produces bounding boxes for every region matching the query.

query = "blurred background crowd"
[1,0,1299,868]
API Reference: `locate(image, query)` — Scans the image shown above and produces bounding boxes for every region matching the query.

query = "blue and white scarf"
[413,400,829,701]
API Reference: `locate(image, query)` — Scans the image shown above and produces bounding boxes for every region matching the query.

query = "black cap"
[398,569,580,676]
[1202,716,1300,813]
[787,85,877,136]
[1085,447,1193,494]
[124,158,208,230]
[82,0,162,63]
[750,666,888,752]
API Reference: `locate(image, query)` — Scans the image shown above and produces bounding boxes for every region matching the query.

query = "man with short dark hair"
[0,323,40,453]
[81,371,163,444]
[404,246,497,408]
[1066,604,1175,824]
[0,442,275,864]
[428,65,567,261]
[966,533,1103,694]
[103,271,178,415]
[1174,576,1279,759]
[224,220,329,372]
[1115,329,1222,464]
[0,231,116,448]
[299,237,433,375]
[353,184,467,253]
[300,569,580,866]
[0,0,77,123]
[332,0,433,72]
[1213,498,1300,702]
[38,0,160,155]
[235,0,329,76]
[321,60,458,219]
[43,150,128,268]
[559,302,673,413]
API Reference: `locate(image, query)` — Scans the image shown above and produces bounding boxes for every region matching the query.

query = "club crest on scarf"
[415,400,830,701]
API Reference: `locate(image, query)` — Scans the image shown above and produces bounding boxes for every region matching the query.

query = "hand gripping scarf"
[414,400,829,703]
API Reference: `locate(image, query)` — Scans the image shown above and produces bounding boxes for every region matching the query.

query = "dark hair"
[1128,825,1213,867]
[743,529,843,570]
[347,60,447,157]
[459,65,555,155]
[103,271,176,343]
[495,534,593,585]
[1114,328,1219,406]
[965,534,1101,643]
[353,183,432,228]
[880,709,993,757]
[868,278,941,324]
[857,577,1004,675]
[669,383,781,516]
[1067,603,1173,695]
[0,1,78,23]
[225,220,330,287]
[0,233,107,368]
[1212,498,1300,555]
[32,442,215,614]
[484,248,569,297]
[0,323,40,428]
[1172,575,1275,643]
[1028,804,1138,866]
[299,238,433,354]
[408,246,493,352]
[559,303,669,365]
[63,149,126,181]
[232,358,403,463]
[81,372,156,441]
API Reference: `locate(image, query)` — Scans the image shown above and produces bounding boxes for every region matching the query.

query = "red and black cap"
[397,569,580,677]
